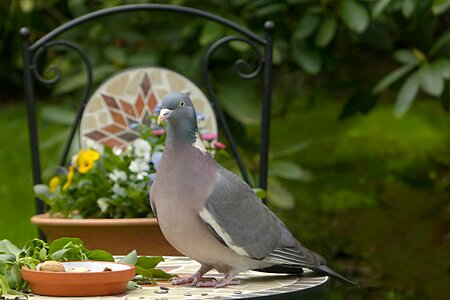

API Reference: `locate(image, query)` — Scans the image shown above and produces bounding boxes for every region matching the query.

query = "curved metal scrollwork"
[205,36,264,80]
[203,36,265,186]
[32,40,93,104]
[31,40,93,166]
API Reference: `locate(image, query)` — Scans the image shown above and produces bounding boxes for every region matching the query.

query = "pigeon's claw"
[195,273,240,288]
[171,264,212,286]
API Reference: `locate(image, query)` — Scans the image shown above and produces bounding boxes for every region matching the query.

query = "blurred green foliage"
[1,0,449,115]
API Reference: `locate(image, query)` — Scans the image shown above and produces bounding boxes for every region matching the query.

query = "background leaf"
[269,160,311,182]
[418,63,444,97]
[372,0,393,18]
[293,11,320,39]
[341,0,370,33]
[315,15,337,48]
[291,39,321,75]
[395,72,420,117]
[373,64,416,94]
[267,178,295,209]
[86,250,114,262]
[119,250,138,265]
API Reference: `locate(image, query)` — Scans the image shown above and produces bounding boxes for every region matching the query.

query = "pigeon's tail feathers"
[254,264,304,275]
[316,265,358,286]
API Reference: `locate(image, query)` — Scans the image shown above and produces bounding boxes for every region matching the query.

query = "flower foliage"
[34,116,225,219]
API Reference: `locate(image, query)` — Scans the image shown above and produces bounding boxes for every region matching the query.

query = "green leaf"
[0,240,21,256]
[49,238,84,255]
[136,256,164,270]
[393,49,419,65]
[199,23,223,46]
[402,0,415,18]
[216,83,261,125]
[291,39,322,75]
[49,249,71,260]
[135,265,155,284]
[314,15,337,48]
[395,71,420,118]
[432,0,450,15]
[0,274,11,296]
[40,106,76,125]
[0,254,15,262]
[119,250,138,265]
[372,0,392,18]
[229,40,251,53]
[86,250,114,262]
[267,178,295,209]
[341,0,369,33]
[434,58,450,79]
[39,248,47,261]
[430,30,450,56]
[252,188,267,200]
[372,64,416,94]
[19,0,34,13]
[9,265,20,289]
[419,63,444,97]
[293,11,320,40]
[255,3,287,17]
[271,141,311,158]
[146,268,176,279]
[269,160,311,181]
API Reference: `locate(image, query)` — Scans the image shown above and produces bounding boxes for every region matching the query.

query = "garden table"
[16,256,329,300]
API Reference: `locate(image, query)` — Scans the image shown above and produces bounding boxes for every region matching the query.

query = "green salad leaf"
[0,237,176,297]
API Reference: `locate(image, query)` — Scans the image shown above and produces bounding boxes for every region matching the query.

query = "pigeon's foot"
[195,273,240,288]
[171,264,212,286]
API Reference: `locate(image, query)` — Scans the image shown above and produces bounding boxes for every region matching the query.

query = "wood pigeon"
[150,92,356,288]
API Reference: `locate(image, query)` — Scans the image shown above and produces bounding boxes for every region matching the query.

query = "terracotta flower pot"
[31,214,181,256]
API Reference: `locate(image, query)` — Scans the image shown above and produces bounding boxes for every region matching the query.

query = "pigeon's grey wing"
[199,166,281,260]
[262,222,326,268]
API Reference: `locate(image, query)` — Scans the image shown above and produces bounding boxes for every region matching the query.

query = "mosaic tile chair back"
[80,67,217,149]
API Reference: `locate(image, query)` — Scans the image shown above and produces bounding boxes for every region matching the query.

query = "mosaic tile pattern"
[80,67,217,149]
[29,256,329,300]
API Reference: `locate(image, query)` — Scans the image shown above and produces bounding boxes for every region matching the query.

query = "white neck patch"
[193,132,207,154]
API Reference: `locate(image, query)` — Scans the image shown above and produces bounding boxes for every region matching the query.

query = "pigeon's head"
[157,92,197,127]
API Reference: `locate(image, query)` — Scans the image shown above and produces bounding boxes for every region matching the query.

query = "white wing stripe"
[199,208,250,257]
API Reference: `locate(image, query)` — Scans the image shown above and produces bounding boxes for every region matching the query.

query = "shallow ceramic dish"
[22,261,135,296]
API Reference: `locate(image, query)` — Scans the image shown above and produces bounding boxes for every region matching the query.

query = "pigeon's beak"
[158,108,172,125]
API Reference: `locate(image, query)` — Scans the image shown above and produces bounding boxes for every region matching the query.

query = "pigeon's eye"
[180,101,185,107]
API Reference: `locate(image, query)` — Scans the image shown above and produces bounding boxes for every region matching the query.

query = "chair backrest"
[21,4,274,215]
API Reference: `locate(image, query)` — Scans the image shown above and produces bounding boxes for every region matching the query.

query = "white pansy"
[108,169,127,182]
[112,146,123,156]
[97,198,110,213]
[136,172,148,180]
[129,158,150,173]
[86,139,104,155]
[151,151,163,171]
[132,139,151,162]
[112,183,127,197]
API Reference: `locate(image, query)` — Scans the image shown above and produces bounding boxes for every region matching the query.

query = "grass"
[1,95,449,299]
[0,102,38,246]
[269,96,450,299]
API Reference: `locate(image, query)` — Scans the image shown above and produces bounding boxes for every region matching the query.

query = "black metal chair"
[21,4,274,217]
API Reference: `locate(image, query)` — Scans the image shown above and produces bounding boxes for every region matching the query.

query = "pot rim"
[31,213,158,226]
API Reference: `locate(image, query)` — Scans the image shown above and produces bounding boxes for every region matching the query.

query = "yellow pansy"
[63,165,75,190]
[76,149,100,174]
[49,176,60,192]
